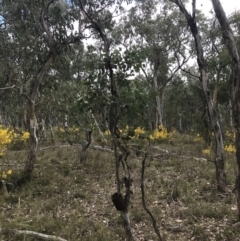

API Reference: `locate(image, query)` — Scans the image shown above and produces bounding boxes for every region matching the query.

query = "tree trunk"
[229,99,233,127]
[211,0,240,218]
[153,72,163,127]
[25,100,38,175]
[79,4,134,238]
[24,54,54,176]
[170,0,227,192]
[202,71,226,192]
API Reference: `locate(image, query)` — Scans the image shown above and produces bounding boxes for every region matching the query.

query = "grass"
[0,133,240,240]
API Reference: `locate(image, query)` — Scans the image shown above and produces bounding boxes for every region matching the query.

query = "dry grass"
[0,134,240,241]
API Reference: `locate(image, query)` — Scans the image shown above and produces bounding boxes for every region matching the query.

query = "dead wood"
[15,230,67,241]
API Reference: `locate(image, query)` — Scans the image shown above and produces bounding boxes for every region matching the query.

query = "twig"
[15,230,67,241]
[141,153,163,241]
[90,110,107,143]
[80,130,92,163]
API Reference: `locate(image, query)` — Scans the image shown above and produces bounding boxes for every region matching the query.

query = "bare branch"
[181,68,200,80]
[192,0,196,19]
[90,110,107,143]
[141,153,163,241]
[0,85,17,90]
[31,53,54,101]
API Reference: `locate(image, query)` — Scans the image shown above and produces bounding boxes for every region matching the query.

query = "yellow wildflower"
[7,169,12,175]
[2,171,7,179]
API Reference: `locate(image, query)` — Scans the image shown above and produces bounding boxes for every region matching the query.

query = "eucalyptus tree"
[0,14,27,128]
[168,0,227,192]
[0,0,81,176]
[210,0,240,219]
[69,1,140,240]
[164,73,205,132]
[119,0,191,128]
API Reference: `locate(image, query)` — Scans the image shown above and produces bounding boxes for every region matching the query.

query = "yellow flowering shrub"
[202,148,211,156]
[20,131,30,142]
[224,144,236,153]
[59,127,65,133]
[0,125,14,156]
[0,125,30,155]
[104,125,176,143]
[224,130,236,154]
[2,169,12,179]
[149,125,170,141]
[132,126,145,139]
[104,130,111,136]
[225,130,235,139]
[10,130,30,151]
[194,133,203,142]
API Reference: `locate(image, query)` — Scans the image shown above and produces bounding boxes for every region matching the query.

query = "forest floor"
[0,134,240,241]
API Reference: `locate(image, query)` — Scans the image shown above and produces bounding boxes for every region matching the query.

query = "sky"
[188,0,240,16]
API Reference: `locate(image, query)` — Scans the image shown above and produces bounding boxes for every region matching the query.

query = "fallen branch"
[38,144,212,163]
[39,144,80,151]
[0,164,25,166]
[163,224,187,232]
[89,145,113,152]
[15,230,67,241]
[149,146,213,162]
[150,146,169,154]
[39,144,113,153]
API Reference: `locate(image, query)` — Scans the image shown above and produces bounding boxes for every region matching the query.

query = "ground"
[0,134,240,241]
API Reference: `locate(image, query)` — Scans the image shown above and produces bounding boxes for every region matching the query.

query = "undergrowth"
[0,133,239,241]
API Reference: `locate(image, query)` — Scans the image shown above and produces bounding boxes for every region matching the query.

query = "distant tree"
[119,0,191,128]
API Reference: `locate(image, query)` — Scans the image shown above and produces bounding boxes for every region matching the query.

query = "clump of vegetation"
[0,125,29,156]
[149,125,176,142]
[1,132,239,241]
[104,125,177,144]
[1,169,12,180]
[0,125,14,156]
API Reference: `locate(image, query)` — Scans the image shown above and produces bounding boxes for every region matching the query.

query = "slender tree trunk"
[202,71,226,192]
[41,119,47,139]
[79,4,133,238]
[153,72,163,127]
[229,99,233,127]
[24,55,54,176]
[48,117,55,142]
[211,0,240,218]
[25,100,38,175]
[170,0,227,192]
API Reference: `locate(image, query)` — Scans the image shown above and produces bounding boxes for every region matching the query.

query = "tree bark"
[79,4,133,239]
[153,71,163,127]
[24,54,54,176]
[211,0,240,218]
[25,100,38,175]
[169,0,227,192]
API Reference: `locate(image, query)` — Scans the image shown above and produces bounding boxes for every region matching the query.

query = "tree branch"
[40,0,56,53]
[141,153,163,241]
